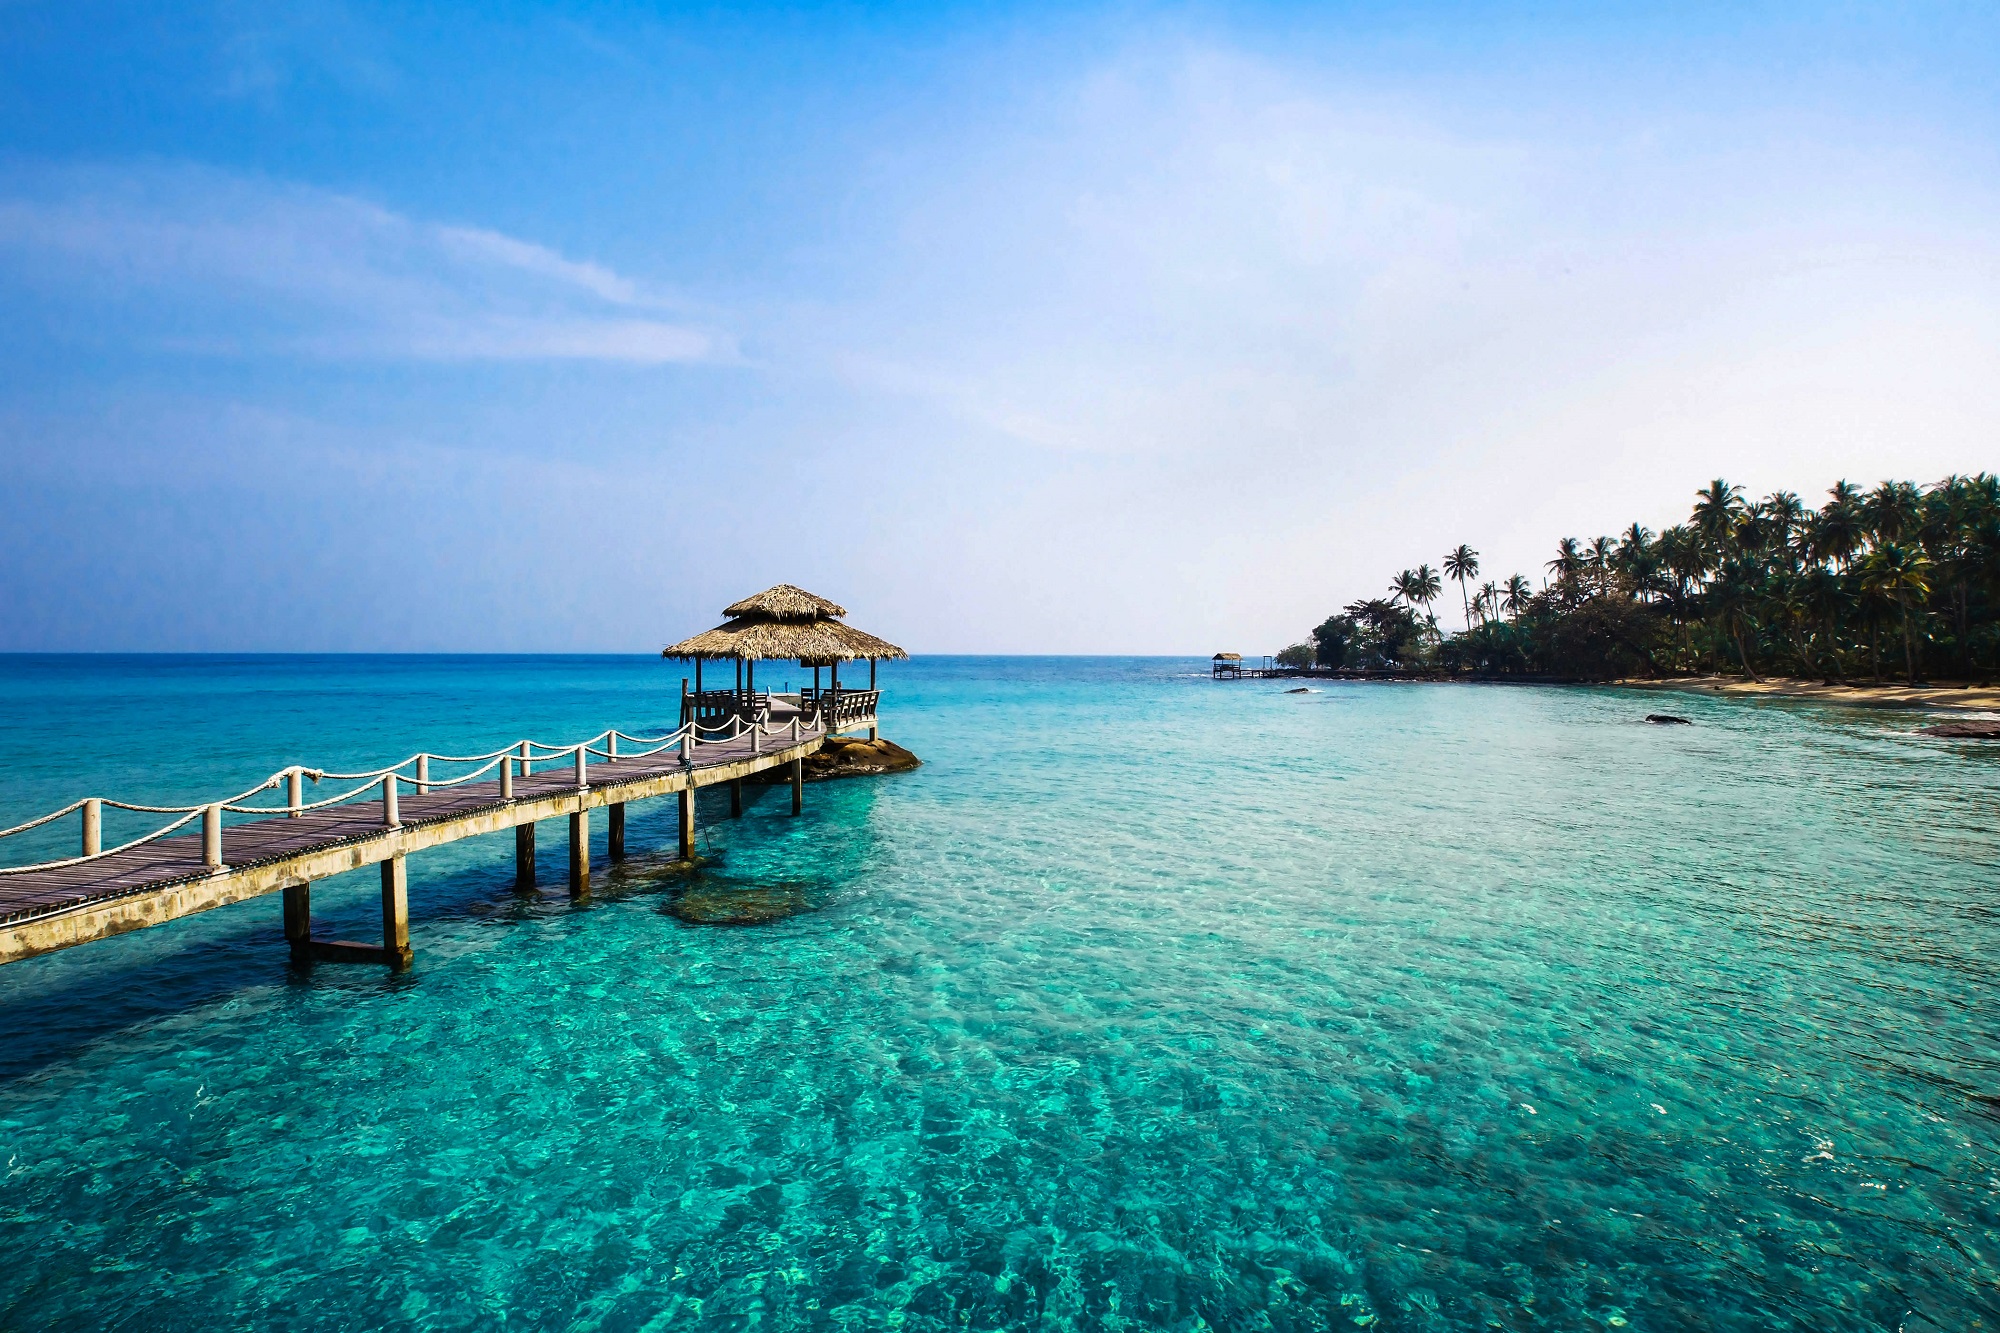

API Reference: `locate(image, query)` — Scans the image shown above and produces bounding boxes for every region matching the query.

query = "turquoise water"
[1,656,1997,1331]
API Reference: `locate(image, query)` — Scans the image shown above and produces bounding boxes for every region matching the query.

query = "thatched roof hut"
[663,585,908,664]
[722,584,847,622]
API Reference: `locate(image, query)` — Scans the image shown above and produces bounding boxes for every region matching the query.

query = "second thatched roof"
[663,584,908,663]
[723,584,847,622]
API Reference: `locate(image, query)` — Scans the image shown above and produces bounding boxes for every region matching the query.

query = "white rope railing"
[0,701,873,879]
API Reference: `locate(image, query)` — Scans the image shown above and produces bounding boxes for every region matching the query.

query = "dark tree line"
[1280,475,2000,683]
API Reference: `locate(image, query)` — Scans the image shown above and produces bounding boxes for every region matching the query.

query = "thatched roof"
[1213,652,1242,660]
[663,585,907,662]
[723,584,847,622]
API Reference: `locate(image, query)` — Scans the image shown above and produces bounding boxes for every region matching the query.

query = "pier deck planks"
[0,727,797,931]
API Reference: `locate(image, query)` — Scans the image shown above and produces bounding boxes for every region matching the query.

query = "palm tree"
[1801,565,1848,682]
[1307,474,2000,684]
[1693,478,1745,568]
[1546,538,1583,601]
[1708,557,1765,682]
[1586,537,1615,593]
[1858,542,1933,684]
[1443,544,1480,631]
[1862,481,1921,548]
[1815,481,1864,570]
[1762,491,1807,573]
[1408,564,1443,633]
[1615,524,1657,600]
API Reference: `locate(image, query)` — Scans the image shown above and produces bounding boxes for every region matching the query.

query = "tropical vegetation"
[1289,475,2000,683]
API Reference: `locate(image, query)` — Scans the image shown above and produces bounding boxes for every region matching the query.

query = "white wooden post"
[203,804,223,868]
[287,769,303,817]
[574,744,587,789]
[500,755,513,800]
[416,754,430,795]
[518,740,531,777]
[383,774,400,827]
[608,732,619,762]
[81,798,101,857]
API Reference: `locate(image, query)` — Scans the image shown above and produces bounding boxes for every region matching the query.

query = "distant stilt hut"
[662,585,909,739]
[1212,652,1243,679]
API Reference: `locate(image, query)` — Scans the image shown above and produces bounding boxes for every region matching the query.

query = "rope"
[0,799,89,839]
[0,808,203,877]
[0,707,859,878]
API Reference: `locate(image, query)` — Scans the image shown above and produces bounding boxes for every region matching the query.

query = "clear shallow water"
[0,655,1996,1332]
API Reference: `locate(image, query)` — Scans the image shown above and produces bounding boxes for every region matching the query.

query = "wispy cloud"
[0,162,725,364]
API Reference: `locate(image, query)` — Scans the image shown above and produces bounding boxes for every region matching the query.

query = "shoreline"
[1259,668,2000,713]
[1605,674,2000,714]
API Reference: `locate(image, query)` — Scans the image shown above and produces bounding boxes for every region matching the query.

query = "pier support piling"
[294,857,409,967]
[679,788,696,861]
[283,882,310,959]
[791,758,803,815]
[515,822,536,888]
[569,808,590,897]
[608,802,626,860]
[381,854,412,966]
[730,779,743,818]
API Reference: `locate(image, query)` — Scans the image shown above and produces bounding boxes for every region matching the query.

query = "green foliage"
[1275,642,1314,667]
[1296,473,2000,683]
[1311,615,1355,668]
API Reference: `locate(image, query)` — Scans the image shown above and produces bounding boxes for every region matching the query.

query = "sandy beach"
[1613,674,2000,713]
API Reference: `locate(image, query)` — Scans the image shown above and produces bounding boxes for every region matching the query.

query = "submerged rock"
[1285,687,1312,694]
[667,881,817,926]
[1645,714,1693,725]
[1920,720,2000,739]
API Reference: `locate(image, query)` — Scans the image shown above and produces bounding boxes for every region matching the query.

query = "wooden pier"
[0,694,878,969]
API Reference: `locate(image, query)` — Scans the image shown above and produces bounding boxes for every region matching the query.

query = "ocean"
[0,654,1995,1330]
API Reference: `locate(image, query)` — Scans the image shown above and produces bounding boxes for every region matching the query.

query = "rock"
[1285,687,1311,694]
[1920,720,2000,739]
[757,735,922,783]
[667,880,816,926]
[1645,714,1693,725]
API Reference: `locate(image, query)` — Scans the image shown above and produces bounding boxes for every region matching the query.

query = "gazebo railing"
[682,690,770,730]
[803,688,879,730]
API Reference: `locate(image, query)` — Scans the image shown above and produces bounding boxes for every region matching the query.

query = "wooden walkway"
[0,714,846,968]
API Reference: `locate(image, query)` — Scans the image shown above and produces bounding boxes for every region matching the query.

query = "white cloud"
[0,163,723,364]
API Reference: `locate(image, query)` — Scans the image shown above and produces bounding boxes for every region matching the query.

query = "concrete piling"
[283,882,310,959]
[569,808,590,897]
[381,854,411,966]
[516,822,535,888]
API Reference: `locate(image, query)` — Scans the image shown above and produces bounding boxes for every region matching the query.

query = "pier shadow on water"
[0,781,865,1082]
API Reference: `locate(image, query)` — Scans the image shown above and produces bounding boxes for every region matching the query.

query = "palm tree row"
[1290,474,2000,684]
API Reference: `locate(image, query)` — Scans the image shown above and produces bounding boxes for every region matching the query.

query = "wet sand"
[1613,674,2000,713]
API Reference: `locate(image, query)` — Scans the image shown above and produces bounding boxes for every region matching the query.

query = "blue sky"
[2,2,1997,651]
